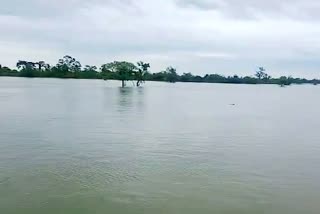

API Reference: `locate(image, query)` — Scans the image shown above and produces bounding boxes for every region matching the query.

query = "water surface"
[0,77,320,214]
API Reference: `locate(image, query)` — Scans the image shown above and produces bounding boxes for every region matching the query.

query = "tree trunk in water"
[121,80,125,87]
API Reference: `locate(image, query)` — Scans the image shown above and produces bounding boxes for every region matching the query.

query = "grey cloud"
[0,0,320,78]
[176,0,320,20]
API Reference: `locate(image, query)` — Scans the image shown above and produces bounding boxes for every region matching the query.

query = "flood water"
[0,77,320,214]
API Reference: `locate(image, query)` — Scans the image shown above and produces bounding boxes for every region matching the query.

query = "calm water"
[0,77,320,214]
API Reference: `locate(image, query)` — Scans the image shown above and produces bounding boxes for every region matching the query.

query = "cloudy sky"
[1,0,320,77]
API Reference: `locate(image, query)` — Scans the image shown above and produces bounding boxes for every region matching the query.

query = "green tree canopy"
[165,66,178,83]
[57,55,81,73]
[102,61,137,87]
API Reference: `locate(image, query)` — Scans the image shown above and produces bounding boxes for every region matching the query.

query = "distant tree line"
[0,55,319,87]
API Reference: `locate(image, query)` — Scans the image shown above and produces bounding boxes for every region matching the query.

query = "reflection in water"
[117,87,134,113]
[136,87,146,114]
[116,87,146,115]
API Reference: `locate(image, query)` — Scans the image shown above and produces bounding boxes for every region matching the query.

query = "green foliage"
[278,76,293,86]
[180,72,194,82]
[0,65,19,76]
[1,58,320,86]
[101,61,137,87]
[136,61,150,86]
[57,55,82,73]
[16,60,35,70]
[165,67,178,83]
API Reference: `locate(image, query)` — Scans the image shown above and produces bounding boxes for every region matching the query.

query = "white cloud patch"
[0,0,320,78]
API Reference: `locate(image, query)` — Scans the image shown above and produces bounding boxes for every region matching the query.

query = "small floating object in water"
[230,104,236,106]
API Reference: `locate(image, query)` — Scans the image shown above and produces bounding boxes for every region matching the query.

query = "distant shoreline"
[1,55,319,86]
[0,75,318,86]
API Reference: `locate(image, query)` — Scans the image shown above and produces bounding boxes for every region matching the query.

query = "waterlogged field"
[1,77,320,214]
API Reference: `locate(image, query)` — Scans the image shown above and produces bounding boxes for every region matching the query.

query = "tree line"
[0,55,319,87]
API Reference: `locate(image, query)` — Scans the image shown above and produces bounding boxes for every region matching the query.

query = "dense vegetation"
[0,55,319,87]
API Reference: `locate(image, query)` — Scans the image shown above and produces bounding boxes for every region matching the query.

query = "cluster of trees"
[0,55,319,87]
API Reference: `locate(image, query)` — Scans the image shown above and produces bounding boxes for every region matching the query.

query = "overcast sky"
[1,0,320,77]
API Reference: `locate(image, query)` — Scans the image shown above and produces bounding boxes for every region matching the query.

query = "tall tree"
[255,67,270,80]
[16,60,36,77]
[165,66,178,83]
[57,55,81,72]
[16,61,36,70]
[136,61,150,86]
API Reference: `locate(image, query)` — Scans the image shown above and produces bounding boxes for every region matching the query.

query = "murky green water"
[0,77,320,214]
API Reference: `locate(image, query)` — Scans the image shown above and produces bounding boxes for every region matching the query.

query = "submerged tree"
[136,61,150,86]
[102,61,136,87]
